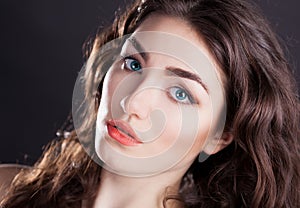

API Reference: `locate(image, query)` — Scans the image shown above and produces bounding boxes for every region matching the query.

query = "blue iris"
[124,58,142,71]
[175,88,187,100]
[169,86,194,104]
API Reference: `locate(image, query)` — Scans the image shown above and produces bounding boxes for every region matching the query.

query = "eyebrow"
[166,67,209,93]
[127,37,148,60]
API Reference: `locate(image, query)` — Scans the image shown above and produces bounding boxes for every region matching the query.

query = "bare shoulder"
[0,164,30,200]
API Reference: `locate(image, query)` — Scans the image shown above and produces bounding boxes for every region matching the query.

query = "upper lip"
[106,119,142,143]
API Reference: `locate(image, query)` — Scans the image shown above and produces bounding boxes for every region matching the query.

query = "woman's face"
[94,14,228,176]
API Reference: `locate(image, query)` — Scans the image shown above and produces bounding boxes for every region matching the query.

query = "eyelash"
[120,56,196,105]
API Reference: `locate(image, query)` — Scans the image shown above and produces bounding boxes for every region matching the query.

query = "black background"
[1,0,299,165]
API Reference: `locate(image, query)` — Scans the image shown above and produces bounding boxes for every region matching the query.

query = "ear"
[203,132,234,155]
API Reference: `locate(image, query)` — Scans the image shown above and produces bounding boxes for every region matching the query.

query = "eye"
[122,57,142,72]
[168,86,195,104]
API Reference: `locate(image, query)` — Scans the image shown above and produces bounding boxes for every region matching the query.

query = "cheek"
[172,104,213,163]
[191,109,212,151]
[145,107,212,170]
[100,65,126,108]
[151,104,211,154]
[185,103,213,163]
[150,104,184,149]
[103,67,122,96]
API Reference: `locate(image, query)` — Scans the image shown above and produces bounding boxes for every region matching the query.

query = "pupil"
[176,89,186,100]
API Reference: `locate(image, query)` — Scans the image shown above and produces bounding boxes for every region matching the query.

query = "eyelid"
[120,49,145,63]
[167,85,197,105]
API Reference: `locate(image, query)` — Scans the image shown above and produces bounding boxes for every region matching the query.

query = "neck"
[92,168,185,208]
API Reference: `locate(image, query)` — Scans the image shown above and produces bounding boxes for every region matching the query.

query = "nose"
[120,83,160,120]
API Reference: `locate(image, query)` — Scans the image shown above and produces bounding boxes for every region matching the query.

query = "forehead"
[130,13,227,90]
[126,15,221,86]
[134,14,211,60]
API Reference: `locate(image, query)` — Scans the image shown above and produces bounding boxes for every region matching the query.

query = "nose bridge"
[123,71,162,119]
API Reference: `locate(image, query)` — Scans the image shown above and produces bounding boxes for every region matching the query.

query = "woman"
[1,0,299,207]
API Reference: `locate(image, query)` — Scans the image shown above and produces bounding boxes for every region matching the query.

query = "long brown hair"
[1,0,299,207]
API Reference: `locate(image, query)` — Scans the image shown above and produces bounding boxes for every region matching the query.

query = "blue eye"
[168,87,195,104]
[123,57,142,72]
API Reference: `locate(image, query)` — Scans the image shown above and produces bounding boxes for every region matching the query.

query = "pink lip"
[106,119,142,146]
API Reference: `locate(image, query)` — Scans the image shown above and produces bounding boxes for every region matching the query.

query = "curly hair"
[1,0,299,207]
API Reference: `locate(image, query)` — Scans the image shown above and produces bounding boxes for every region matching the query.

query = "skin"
[92,14,233,208]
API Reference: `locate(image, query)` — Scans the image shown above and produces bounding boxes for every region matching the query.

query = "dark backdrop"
[1,0,299,165]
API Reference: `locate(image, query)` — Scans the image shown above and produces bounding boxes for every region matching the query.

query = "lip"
[106,119,142,146]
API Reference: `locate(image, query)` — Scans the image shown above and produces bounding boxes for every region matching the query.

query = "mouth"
[106,119,142,146]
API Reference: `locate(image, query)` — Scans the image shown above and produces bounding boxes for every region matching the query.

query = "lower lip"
[106,124,142,146]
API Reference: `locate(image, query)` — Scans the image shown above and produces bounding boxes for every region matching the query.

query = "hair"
[1,0,299,207]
